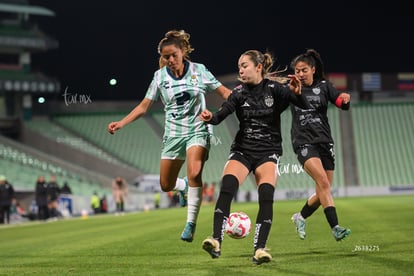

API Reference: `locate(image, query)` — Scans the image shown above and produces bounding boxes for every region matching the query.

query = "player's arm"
[215,85,232,100]
[107,98,154,134]
[200,102,234,125]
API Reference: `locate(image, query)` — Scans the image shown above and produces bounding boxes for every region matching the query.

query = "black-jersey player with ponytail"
[200,49,308,265]
[290,48,351,242]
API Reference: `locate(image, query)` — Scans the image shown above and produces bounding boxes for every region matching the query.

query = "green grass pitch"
[1,194,413,275]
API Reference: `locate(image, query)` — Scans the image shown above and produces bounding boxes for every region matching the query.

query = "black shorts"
[228,150,280,173]
[295,143,335,170]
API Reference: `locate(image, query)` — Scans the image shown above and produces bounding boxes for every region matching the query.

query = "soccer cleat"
[252,248,272,265]
[179,177,188,207]
[332,225,351,241]
[202,237,221,258]
[291,213,306,240]
[181,222,196,242]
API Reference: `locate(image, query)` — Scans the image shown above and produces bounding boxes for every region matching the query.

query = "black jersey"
[290,80,346,150]
[0,181,15,206]
[209,79,308,156]
[47,181,60,201]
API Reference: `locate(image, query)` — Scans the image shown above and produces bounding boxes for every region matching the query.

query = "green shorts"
[161,133,211,160]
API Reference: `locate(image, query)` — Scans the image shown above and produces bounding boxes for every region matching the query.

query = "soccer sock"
[254,183,274,251]
[300,201,319,219]
[213,174,238,243]
[324,206,339,229]
[187,186,202,223]
[174,178,186,191]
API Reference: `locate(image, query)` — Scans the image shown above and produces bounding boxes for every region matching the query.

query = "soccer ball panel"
[225,212,252,239]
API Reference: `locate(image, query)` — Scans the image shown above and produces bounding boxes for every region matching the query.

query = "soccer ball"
[225,212,252,239]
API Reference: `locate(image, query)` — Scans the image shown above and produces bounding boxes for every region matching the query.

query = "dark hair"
[157,29,194,68]
[291,48,326,82]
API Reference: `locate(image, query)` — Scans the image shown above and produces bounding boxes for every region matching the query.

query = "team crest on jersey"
[312,87,321,95]
[190,75,198,86]
[264,95,274,107]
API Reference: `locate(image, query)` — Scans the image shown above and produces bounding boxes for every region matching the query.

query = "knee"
[258,183,274,202]
[220,174,239,195]
[316,178,331,191]
[159,179,174,192]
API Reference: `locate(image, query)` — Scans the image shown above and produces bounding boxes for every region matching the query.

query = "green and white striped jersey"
[145,61,222,138]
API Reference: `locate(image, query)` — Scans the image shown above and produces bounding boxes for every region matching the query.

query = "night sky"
[28,1,412,100]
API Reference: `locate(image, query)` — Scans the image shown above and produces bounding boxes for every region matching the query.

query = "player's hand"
[288,74,302,95]
[107,122,121,134]
[339,92,350,104]
[199,109,212,122]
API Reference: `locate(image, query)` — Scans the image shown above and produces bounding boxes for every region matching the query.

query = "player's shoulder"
[188,61,208,71]
[317,79,333,88]
[265,78,285,88]
[232,84,244,94]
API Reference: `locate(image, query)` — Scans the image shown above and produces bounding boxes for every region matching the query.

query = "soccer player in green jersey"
[107,30,231,242]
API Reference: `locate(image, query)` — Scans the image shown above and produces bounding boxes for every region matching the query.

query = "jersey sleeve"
[326,81,341,103]
[276,82,310,110]
[208,88,239,125]
[326,81,350,110]
[144,71,161,101]
[199,63,223,92]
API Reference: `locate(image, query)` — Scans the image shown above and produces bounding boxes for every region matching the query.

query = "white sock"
[174,178,186,191]
[187,186,202,224]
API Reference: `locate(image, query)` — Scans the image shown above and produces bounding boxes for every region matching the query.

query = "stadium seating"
[17,101,412,200]
[25,118,121,165]
[351,103,414,187]
[0,142,108,196]
[53,113,162,174]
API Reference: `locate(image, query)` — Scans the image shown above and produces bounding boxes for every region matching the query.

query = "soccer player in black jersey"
[289,49,351,242]
[200,49,308,264]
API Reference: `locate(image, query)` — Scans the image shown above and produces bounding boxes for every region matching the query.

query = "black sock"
[213,174,238,243]
[254,183,274,251]
[300,201,319,219]
[324,206,338,229]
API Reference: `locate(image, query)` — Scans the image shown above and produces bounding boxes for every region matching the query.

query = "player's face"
[160,44,184,74]
[294,61,315,86]
[238,55,262,85]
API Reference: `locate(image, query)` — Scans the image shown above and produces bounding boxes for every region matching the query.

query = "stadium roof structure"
[0,27,59,52]
[0,0,58,52]
[0,2,55,16]
[0,0,59,94]
[0,71,60,94]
